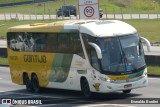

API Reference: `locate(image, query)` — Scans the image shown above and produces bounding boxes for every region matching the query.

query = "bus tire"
[32,74,41,93]
[24,74,33,92]
[123,89,131,94]
[81,78,93,98]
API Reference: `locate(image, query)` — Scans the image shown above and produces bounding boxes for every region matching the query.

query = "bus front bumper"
[97,75,148,93]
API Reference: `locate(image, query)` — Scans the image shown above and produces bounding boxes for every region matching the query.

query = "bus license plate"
[124,84,132,88]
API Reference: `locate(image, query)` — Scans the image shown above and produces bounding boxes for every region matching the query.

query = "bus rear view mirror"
[140,37,151,52]
[88,42,102,59]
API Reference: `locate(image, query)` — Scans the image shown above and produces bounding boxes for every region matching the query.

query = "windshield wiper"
[118,38,129,71]
[139,39,143,56]
[122,49,130,71]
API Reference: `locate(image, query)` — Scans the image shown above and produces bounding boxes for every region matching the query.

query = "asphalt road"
[0,14,160,20]
[0,67,160,107]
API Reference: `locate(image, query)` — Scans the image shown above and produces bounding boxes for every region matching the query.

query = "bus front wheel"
[123,89,131,94]
[24,74,33,92]
[81,78,92,98]
[32,74,41,93]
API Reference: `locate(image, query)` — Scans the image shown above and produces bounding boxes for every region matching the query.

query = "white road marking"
[0,91,79,99]
[0,91,4,93]
[78,104,136,107]
[29,104,136,107]
[148,78,160,80]
[13,92,74,99]
[0,92,14,95]
[28,98,136,107]
[29,104,57,107]
[0,67,9,68]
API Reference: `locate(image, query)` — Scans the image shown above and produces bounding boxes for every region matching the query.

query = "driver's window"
[90,50,100,71]
[82,33,100,71]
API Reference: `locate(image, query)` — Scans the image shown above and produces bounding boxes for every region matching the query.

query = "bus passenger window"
[47,33,58,53]
[57,33,69,53]
[70,34,84,58]
[34,33,47,52]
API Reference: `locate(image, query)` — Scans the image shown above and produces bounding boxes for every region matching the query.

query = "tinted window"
[7,32,47,52]
[62,5,76,10]
[47,33,58,52]
[47,33,84,57]
[68,6,76,9]
[7,32,84,58]
[82,33,100,70]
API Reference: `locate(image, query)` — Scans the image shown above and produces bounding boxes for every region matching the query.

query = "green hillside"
[0,19,160,43]
[0,0,30,4]
[0,0,160,14]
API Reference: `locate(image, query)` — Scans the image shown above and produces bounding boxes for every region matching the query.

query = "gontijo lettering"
[24,55,46,63]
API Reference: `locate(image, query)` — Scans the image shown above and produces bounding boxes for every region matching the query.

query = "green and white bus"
[7,20,148,97]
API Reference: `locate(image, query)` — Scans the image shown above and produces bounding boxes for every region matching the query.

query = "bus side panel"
[48,53,73,83]
[47,54,93,91]
[8,48,24,85]
[47,53,75,89]
[9,64,24,85]
[68,54,99,92]
[8,48,55,87]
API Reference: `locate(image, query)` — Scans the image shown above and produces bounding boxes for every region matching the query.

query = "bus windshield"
[96,34,145,74]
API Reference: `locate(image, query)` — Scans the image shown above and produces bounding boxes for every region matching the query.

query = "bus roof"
[8,20,137,37]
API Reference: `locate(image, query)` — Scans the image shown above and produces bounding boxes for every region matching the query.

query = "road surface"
[0,67,160,107]
[0,40,6,48]
[0,14,160,20]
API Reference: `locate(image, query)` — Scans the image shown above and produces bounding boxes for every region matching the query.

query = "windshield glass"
[96,34,145,73]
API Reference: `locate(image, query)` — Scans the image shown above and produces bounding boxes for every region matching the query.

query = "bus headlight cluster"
[99,76,110,82]
[142,70,148,77]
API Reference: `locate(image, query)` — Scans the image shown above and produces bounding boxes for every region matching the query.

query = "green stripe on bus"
[49,53,73,82]
[128,70,144,79]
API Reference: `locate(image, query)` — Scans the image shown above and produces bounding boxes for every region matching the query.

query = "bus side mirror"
[140,37,151,52]
[88,42,102,59]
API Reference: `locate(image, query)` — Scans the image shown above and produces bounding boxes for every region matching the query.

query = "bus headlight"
[142,70,147,77]
[99,76,110,82]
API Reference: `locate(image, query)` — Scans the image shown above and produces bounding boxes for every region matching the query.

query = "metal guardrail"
[151,42,160,46]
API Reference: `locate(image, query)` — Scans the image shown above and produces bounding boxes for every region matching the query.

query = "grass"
[147,66,160,74]
[0,0,160,14]
[0,0,30,4]
[0,20,56,39]
[123,20,160,43]
[0,0,76,14]
[1,19,160,43]
[105,0,160,14]
[0,57,8,64]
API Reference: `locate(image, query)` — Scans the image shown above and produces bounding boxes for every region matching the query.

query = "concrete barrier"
[0,48,7,57]
[145,55,160,66]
